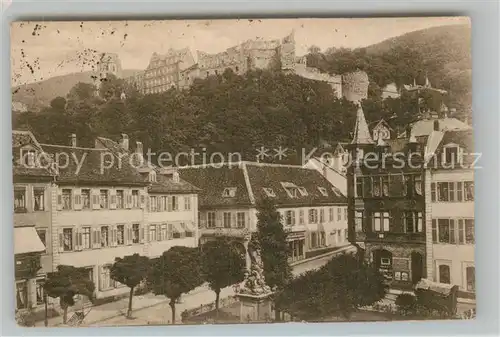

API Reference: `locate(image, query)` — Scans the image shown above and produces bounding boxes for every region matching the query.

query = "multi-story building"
[126,48,196,95]
[95,134,201,260]
[179,161,349,267]
[415,120,475,297]
[347,105,427,289]
[13,131,54,311]
[97,52,122,79]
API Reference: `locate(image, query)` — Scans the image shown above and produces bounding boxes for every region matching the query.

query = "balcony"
[199,223,250,238]
[355,231,425,244]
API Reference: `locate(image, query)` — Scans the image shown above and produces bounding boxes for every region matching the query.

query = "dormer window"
[281,182,299,199]
[222,187,237,198]
[149,171,157,183]
[443,143,462,165]
[20,147,37,168]
[318,187,328,197]
[263,188,276,197]
[172,171,180,183]
[297,187,308,196]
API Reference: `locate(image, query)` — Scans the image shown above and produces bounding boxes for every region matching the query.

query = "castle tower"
[97,52,123,79]
[342,70,369,104]
[280,30,296,71]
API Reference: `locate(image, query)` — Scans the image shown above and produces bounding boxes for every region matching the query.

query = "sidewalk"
[34,283,235,327]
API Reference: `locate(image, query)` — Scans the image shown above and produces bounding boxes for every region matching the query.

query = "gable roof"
[408,117,471,138]
[40,143,146,186]
[179,161,347,209]
[96,137,200,194]
[12,131,55,178]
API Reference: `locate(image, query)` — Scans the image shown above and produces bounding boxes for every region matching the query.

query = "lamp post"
[44,290,48,327]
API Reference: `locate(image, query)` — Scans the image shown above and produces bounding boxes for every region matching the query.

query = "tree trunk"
[61,303,68,324]
[127,286,134,318]
[169,299,176,324]
[215,289,220,319]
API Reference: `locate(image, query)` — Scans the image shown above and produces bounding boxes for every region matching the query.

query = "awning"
[172,223,185,233]
[415,278,456,296]
[14,226,45,255]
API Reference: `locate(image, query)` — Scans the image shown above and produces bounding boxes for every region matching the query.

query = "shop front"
[286,230,306,263]
[14,226,46,311]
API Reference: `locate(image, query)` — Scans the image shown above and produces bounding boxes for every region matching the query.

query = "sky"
[10,17,469,86]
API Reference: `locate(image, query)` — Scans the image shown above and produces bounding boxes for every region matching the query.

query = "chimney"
[70,134,77,147]
[136,141,143,155]
[120,134,129,151]
[405,125,412,139]
[433,120,440,131]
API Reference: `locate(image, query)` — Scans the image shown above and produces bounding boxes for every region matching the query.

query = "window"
[150,196,157,212]
[117,225,125,245]
[100,265,113,290]
[149,171,157,183]
[171,196,178,211]
[299,209,304,225]
[444,146,459,164]
[33,188,45,211]
[82,189,91,209]
[331,187,342,197]
[297,187,308,196]
[438,219,455,244]
[355,211,363,231]
[116,190,124,209]
[101,226,109,247]
[21,148,37,167]
[308,209,318,224]
[36,279,45,305]
[223,212,232,228]
[99,190,109,209]
[16,282,28,310]
[372,212,390,232]
[465,219,475,244]
[185,223,194,237]
[62,189,72,210]
[356,176,363,197]
[36,229,47,252]
[263,188,276,197]
[161,224,168,241]
[132,224,140,244]
[464,182,474,201]
[337,208,342,221]
[184,196,191,210]
[207,212,216,228]
[222,187,237,197]
[466,266,475,292]
[81,227,91,249]
[319,209,325,223]
[439,264,451,284]
[414,175,422,196]
[14,187,26,212]
[328,208,334,222]
[237,212,245,228]
[320,231,326,246]
[431,182,436,202]
[382,175,390,197]
[372,176,382,197]
[344,207,348,221]
[132,190,139,208]
[149,225,157,242]
[285,210,296,226]
[318,187,328,197]
[63,228,73,251]
[403,211,423,233]
[310,232,318,249]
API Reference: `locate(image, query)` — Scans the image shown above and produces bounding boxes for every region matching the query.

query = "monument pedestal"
[236,292,274,323]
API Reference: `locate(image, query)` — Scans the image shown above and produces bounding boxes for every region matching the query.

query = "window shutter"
[231,213,236,228]
[156,224,161,241]
[128,226,133,245]
[140,190,146,209]
[58,228,64,252]
[216,212,222,227]
[140,225,145,243]
[98,265,104,291]
[91,228,96,249]
[57,190,63,211]
[109,190,117,210]
[74,228,80,251]
[73,188,82,211]
[96,228,102,247]
[167,196,173,212]
[123,224,129,245]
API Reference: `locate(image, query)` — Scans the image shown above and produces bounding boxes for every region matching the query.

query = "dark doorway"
[411,252,424,284]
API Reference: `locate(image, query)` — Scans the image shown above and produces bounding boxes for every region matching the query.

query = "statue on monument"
[239,235,272,296]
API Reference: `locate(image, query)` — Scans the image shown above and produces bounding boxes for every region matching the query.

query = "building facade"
[13,131,54,311]
[179,161,349,267]
[347,105,427,289]
[97,53,122,79]
[418,124,475,297]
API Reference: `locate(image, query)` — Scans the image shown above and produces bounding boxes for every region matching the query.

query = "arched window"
[466,266,475,292]
[439,264,451,284]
